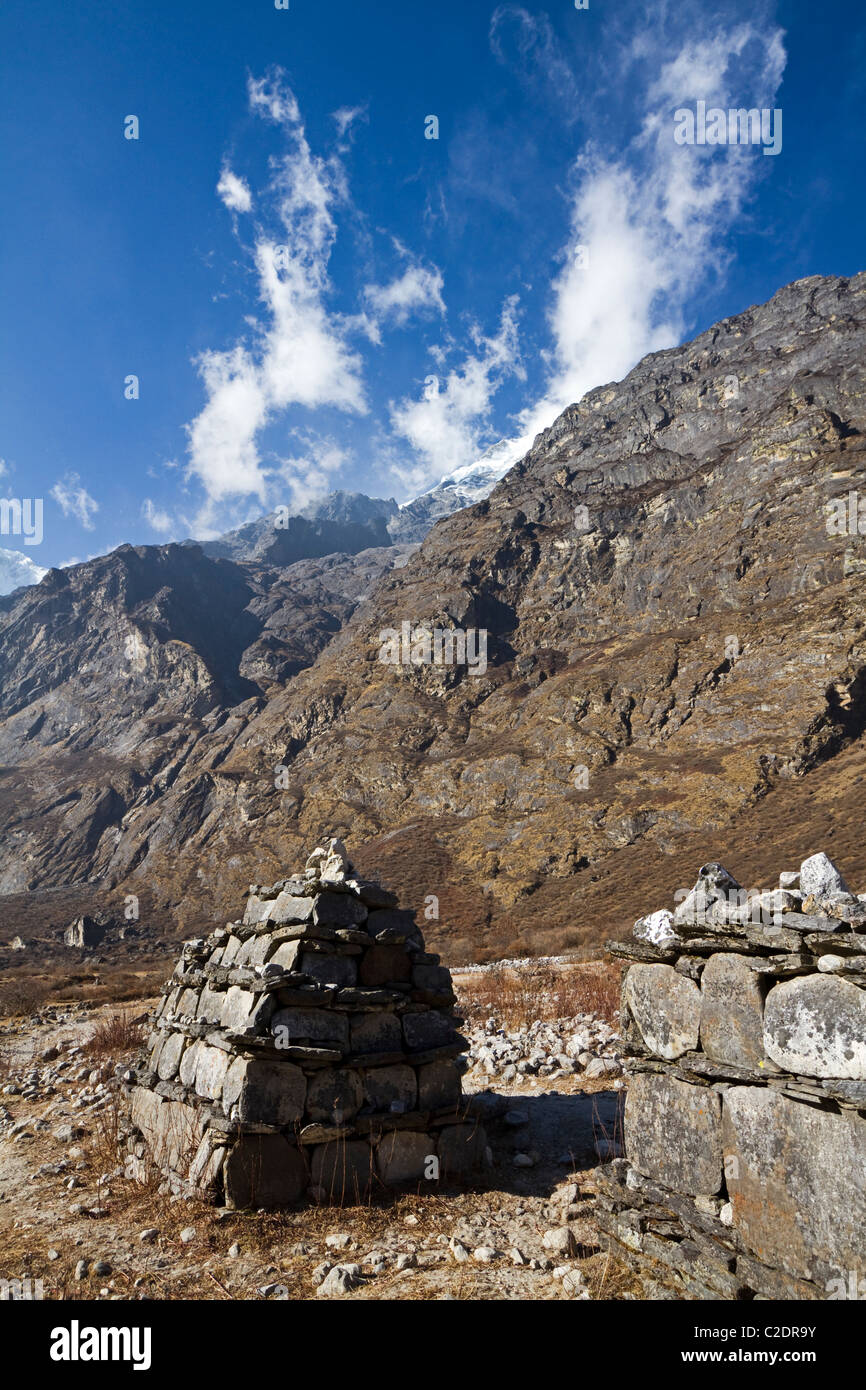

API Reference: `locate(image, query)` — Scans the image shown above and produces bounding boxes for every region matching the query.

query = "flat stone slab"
[625,1072,722,1196]
[722,1085,866,1285]
[763,974,866,1078]
[699,952,768,1069]
[624,963,701,1060]
[223,1135,306,1209]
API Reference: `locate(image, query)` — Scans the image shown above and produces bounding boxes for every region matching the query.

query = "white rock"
[542,1226,577,1256]
[799,852,849,900]
[633,908,679,947]
[472,1246,498,1263]
[317,1263,362,1297]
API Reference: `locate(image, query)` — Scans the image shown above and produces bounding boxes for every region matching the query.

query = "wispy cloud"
[186,69,367,508]
[51,473,99,529]
[216,166,252,213]
[141,498,175,536]
[364,263,445,328]
[388,297,524,494]
[513,17,787,439]
[490,5,580,114]
[332,105,368,141]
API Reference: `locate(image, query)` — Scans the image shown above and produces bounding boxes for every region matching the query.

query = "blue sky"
[1,0,864,570]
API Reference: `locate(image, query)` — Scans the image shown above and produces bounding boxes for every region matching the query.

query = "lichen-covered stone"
[156,1030,187,1081]
[624,964,701,1059]
[194,1045,230,1101]
[722,1086,866,1284]
[763,974,866,1078]
[799,852,849,901]
[625,1072,722,1196]
[699,952,767,1069]
[222,1056,306,1126]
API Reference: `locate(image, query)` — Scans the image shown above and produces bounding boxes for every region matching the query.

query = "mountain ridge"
[2,271,864,963]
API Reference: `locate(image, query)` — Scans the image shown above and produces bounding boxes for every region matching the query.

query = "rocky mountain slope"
[1,272,864,962]
[197,491,401,566]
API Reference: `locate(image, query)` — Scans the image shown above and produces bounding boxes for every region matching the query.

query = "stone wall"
[126,841,486,1207]
[596,854,866,1300]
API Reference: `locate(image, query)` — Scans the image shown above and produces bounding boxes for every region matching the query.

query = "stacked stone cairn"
[127,841,485,1207]
[596,852,866,1299]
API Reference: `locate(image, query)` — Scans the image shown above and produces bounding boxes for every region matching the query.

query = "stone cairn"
[596,852,866,1300]
[127,841,486,1207]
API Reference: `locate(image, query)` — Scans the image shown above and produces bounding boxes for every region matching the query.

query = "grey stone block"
[271,1007,348,1049]
[194,1045,231,1101]
[156,1030,187,1082]
[625,1072,722,1196]
[363,1065,417,1113]
[349,1011,402,1055]
[312,892,368,927]
[763,974,866,1079]
[305,1068,364,1124]
[700,952,768,1069]
[299,952,357,988]
[403,1011,460,1052]
[222,1056,306,1126]
[417,1059,462,1111]
[624,964,701,1060]
[377,1130,434,1185]
[223,1135,307,1209]
[311,1140,373,1202]
[722,1085,866,1284]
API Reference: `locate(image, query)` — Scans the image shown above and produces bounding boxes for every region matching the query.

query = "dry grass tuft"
[83,1009,146,1058]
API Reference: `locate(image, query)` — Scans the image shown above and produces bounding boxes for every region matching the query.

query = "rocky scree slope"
[1,273,865,960]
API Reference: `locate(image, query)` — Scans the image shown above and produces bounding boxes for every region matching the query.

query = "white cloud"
[332,105,368,140]
[518,21,787,441]
[364,264,446,328]
[142,498,175,535]
[388,297,524,494]
[186,70,367,506]
[217,167,252,213]
[273,436,351,513]
[50,473,99,529]
[0,547,46,595]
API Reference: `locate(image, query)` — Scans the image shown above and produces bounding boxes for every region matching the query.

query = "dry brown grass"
[83,1010,146,1058]
[0,976,50,1018]
[457,958,621,1030]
